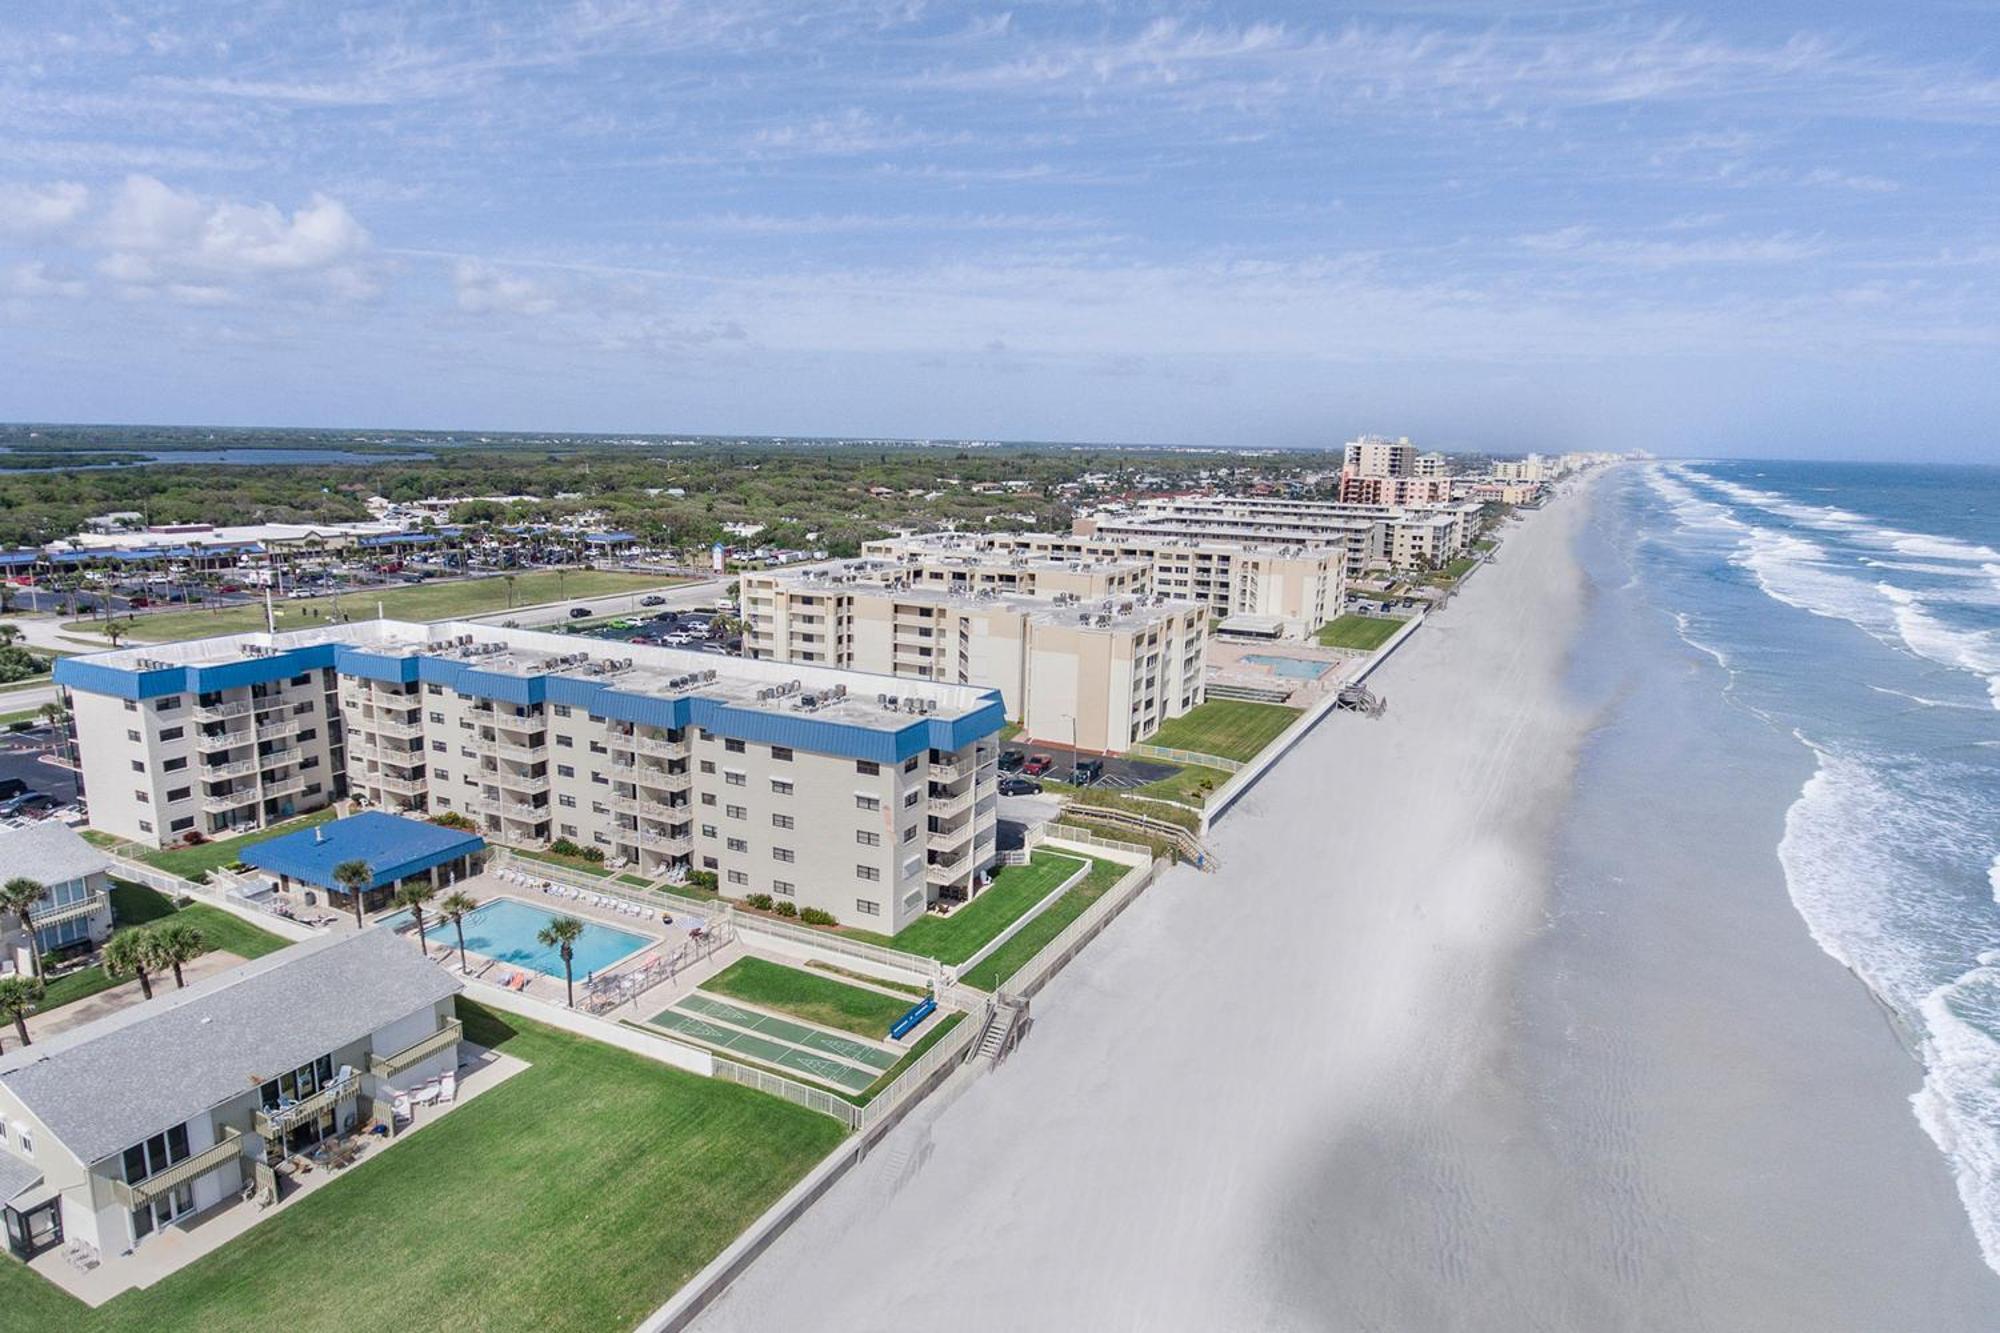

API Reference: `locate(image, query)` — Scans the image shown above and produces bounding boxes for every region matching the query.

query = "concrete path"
[24,950,248,1041]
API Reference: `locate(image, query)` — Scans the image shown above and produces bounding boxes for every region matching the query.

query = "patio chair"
[392,1092,412,1121]
[440,1071,457,1103]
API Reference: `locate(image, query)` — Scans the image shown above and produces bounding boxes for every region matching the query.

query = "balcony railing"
[635,768,692,792]
[637,830,694,854]
[253,1074,359,1139]
[255,716,303,742]
[928,818,975,849]
[927,790,972,815]
[194,699,254,722]
[633,735,687,758]
[201,757,257,780]
[370,771,427,796]
[196,729,251,752]
[368,715,424,739]
[261,775,308,800]
[256,745,302,769]
[474,735,542,763]
[926,860,971,885]
[369,1017,462,1080]
[33,889,109,930]
[108,1128,246,1209]
[201,787,258,813]
[928,760,969,782]
[491,769,550,794]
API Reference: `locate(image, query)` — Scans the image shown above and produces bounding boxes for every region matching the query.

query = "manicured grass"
[959,856,1127,991]
[1140,699,1301,764]
[0,707,40,727]
[1315,613,1407,651]
[0,673,54,694]
[1130,762,1232,808]
[616,873,652,888]
[805,959,929,997]
[840,851,1087,964]
[136,808,339,879]
[77,570,680,643]
[513,846,613,877]
[700,956,915,1039]
[34,882,291,1013]
[856,1011,964,1102]
[1431,554,1479,583]
[0,999,847,1332]
[1057,816,1182,865]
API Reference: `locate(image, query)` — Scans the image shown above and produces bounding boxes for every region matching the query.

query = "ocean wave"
[1879,584,2000,710]
[1642,465,1745,535]
[1683,466,2000,568]
[1779,747,2000,1275]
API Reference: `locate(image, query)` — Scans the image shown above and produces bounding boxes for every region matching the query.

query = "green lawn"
[840,851,1087,964]
[1130,761,1232,808]
[1140,699,1301,764]
[74,570,681,644]
[959,856,1126,991]
[0,999,847,1332]
[136,808,339,879]
[512,846,613,877]
[1067,788,1200,831]
[35,882,292,1012]
[1315,613,1408,651]
[1431,554,1479,583]
[804,959,929,998]
[0,707,40,727]
[700,956,915,1039]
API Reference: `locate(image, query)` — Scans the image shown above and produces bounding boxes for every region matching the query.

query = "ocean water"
[1629,459,2000,1273]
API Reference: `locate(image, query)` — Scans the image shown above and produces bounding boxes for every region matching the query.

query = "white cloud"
[453,260,558,316]
[4,260,87,299]
[0,181,89,235]
[1517,225,1830,268]
[98,175,369,275]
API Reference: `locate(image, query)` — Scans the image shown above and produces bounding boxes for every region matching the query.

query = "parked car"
[998,777,1043,796]
[1020,753,1054,776]
[998,749,1024,771]
[0,792,57,819]
[639,594,666,606]
[568,607,592,619]
[1069,758,1105,786]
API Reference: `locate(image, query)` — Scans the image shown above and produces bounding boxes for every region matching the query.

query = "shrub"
[744,893,774,911]
[183,830,208,846]
[773,901,798,918]
[799,907,837,927]
[431,810,477,831]
[580,845,606,863]
[687,870,719,891]
[549,837,584,857]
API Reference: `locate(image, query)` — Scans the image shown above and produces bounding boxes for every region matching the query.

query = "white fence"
[1000,859,1163,999]
[1124,743,1244,773]
[105,853,320,942]
[951,858,1088,979]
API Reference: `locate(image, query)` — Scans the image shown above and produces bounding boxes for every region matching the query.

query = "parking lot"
[999,741,1179,791]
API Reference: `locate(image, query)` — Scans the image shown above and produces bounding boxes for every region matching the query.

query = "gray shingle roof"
[0,928,460,1165]
[0,1150,41,1203]
[0,821,110,889]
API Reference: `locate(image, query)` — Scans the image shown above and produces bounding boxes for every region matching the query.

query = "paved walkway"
[25,950,248,1041]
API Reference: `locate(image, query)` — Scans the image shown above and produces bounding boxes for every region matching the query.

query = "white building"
[0,824,115,979]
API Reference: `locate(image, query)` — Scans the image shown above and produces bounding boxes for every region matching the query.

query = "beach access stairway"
[971,996,1028,1065]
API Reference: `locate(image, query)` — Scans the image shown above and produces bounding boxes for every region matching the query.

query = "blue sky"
[1,2,1995,458]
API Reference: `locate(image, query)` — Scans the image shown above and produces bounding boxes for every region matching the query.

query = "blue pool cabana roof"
[242,812,485,891]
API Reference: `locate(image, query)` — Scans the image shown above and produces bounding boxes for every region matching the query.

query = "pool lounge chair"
[440,1071,457,1103]
[509,971,532,991]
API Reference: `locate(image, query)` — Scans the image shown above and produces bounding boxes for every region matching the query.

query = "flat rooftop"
[758,557,1196,631]
[242,811,485,891]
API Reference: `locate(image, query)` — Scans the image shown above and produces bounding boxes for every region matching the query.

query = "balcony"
[108,1128,246,1210]
[487,799,547,823]
[491,769,550,795]
[929,818,975,849]
[928,759,969,782]
[261,774,308,801]
[638,829,693,854]
[369,1017,463,1080]
[194,699,254,722]
[633,735,686,759]
[257,745,302,769]
[474,735,542,764]
[367,714,424,740]
[32,889,109,930]
[201,757,257,780]
[926,860,971,886]
[635,768,692,793]
[927,789,972,815]
[370,771,427,796]
[196,728,252,753]
[202,787,258,813]
[254,1074,360,1139]
[255,716,303,743]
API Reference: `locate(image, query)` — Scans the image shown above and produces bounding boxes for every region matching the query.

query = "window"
[429,711,444,723]
[169,816,194,833]
[701,824,717,839]
[126,729,141,743]
[902,825,918,843]
[726,804,746,819]
[904,756,920,773]
[855,898,881,916]
[702,856,718,870]
[561,823,578,837]
[724,770,746,787]
[159,726,184,742]
[856,864,880,881]
[163,756,187,772]
[553,704,572,718]
[855,794,880,811]
[156,695,182,711]
[134,789,149,803]
[137,819,152,833]
[771,812,794,830]
[857,829,881,847]
[770,778,793,796]
[773,880,795,897]
[124,700,137,713]
[724,738,746,753]
[903,790,920,809]
[558,794,577,808]
[700,792,717,806]
[700,760,716,774]
[427,683,444,695]
[590,771,608,785]
[856,760,879,776]
[167,786,191,803]
[727,869,748,887]
[556,734,574,748]
[773,847,794,863]
[432,740,447,752]
[770,746,792,761]
[557,764,575,778]
[726,837,748,853]
[434,767,448,780]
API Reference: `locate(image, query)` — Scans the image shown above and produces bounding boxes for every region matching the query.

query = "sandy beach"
[695,475,2000,1331]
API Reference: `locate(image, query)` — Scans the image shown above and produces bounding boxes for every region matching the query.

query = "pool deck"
[1204,638,1364,704]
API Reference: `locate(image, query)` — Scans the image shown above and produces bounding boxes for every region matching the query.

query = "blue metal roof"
[0,551,37,567]
[241,812,484,891]
[56,641,340,701]
[584,532,636,544]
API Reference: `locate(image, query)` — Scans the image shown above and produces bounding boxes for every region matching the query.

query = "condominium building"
[1341,434,1417,478]
[1336,472,1453,506]
[0,824,115,979]
[0,928,460,1262]
[741,555,1208,752]
[865,531,1343,641]
[1089,495,1481,572]
[56,620,1004,931]
[1414,451,1451,478]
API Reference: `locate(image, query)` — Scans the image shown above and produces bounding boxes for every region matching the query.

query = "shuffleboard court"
[646,1005,884,1093]
[681,992,899,1070]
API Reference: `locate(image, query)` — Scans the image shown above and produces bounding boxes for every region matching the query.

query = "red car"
[1020,753,1054,776]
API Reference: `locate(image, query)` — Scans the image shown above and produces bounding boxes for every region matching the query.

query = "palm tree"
[393,880,438,954]
[0,878,49,979]
[102,620,126,648]
[0,623,18,646]
[103,927,158,1000]
[503,572,518,608]
[536,914,586,1007]
[151,919,206,988]
[333,858,374,928]
[436,891,478,973]
[0,975,40,1050]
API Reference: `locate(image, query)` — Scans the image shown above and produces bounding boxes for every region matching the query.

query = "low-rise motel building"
[740,552,1209,752]
[54,619,1004,931]
[1088,495,1483,573]
[864,530,1344,641]
[0,824,116,979]
[0,928,460,1263]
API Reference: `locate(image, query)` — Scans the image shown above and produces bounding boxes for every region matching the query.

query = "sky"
[1,2,1996,459]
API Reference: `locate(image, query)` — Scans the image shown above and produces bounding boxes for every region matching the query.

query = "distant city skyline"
[2,2,1995,461]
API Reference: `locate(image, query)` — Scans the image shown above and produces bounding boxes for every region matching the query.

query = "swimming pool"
[1243,653,1333,679]
[382,897,653,977]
